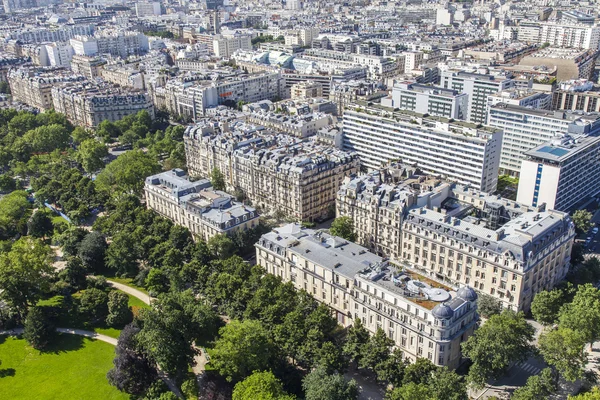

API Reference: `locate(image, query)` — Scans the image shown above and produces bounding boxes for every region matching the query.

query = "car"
[593,227,599,235]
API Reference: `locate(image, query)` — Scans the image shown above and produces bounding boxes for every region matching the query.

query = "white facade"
[135,2,162,17]
[44,43,74,68]
[213,34,252,58]
[383,82,468,120]
[342,105,503,193]
[70,37,99,56]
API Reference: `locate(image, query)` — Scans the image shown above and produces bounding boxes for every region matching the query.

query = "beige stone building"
[184,117,359,222]
[144,169,259,242]
[290,80,323,99]
[51,81,154,128]
[256,224,479,369]
[337,169,576,312]
[8,67,85,111]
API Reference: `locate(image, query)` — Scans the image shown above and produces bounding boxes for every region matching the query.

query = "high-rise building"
[342,104,503,193]
[440,70,514,124]
[256,223,479,368]
[488,103,600,176]
[517,133,600,211]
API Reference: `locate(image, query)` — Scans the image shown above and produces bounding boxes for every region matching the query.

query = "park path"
[106,280,153,305]
[0,327,184,398]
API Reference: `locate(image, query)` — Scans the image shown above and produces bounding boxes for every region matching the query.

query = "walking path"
[106,280,153,305]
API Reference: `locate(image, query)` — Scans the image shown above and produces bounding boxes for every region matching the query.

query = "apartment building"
[51,81,154,128]
[329,80,387,115]
[552,80,600,112]
[487,103,600,176]
[290,81,323,99]
[245,110,332,138]
[440,70,514,124]
[184,119,359,221]
[101,65,145,90]
[517,133,600,211]
[70,32,150,59]
[381,82,468,120]
[302,48,399,81]
[70,55,106,80]
[519,48,597,81]
[256,223,479,368]
[342,104,503,193]
[144,169,258,241]
[336,170,575,311]
[487,89,551,111]
[212,33,252,58]
[7,67,85,111]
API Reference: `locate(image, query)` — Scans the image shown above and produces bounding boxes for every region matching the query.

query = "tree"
[77,231,107,273]
[376,348,408,387]
[106,291,132,327]
[107,324,157,395]
[71,126,92,145]
[573,210,594,233]
[95,150,160,196]
[207,234,235,259]
[558,284,600,348]
[57,226,88,257]
[145,268,170,295]
[359,327,394,375]
[23,306,55,350]
[385,383,430,400]
[329,217,356,242]
[210,167,226,191]
[0,174,16,192]
[0,237,53,318]
[402,358,438,386]
[210,319,275,382]
[343,318,370,367]
[462,310,535,388]
[569,388,600,399]
[0,80,10,94]
[302,367,359,400]
[105,231,139,277]
[0,190,32,239]
[23,124,70,153]
[428,367,468,400]
[58,257,88,291]
[27,210,54,238]
[531,289,564,326]
[539,327,588,382]
[79,288,109,323]
[511,368,557,400]
[233,371,295,400]
[476,294,502,319]
[76,139,108,174]
[136,291,220,379]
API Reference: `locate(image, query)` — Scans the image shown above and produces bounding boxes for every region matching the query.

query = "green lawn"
[127,293,150,309]
[0,334,127,400]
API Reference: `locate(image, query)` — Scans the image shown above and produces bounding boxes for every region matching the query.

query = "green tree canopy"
[232,371,296,400]
[302,367,359,400]
[210,319,276,383]
[573,210,594,233]
[461,310,535,388]
[539,327,588,382]
[95,150,160,196]
[476,294,502,319]
[76,139,108,174]
[329,216,356,242]
[0,190,31,239]
[511,368,557,400]
[207,234,235,260]
[27,209,54,238]
[0,237,53,318]
[558,284,600,347]
[531,289,565,326]
[210,167,226,191]
[23,306,55,350]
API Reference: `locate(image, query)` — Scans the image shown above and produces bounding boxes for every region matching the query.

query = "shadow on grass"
[43,333,85,355]
[0,368,15,377]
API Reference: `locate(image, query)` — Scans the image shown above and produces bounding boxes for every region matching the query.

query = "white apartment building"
[101,65,145,90]
[44,42,74,68]
[516,21,600,50]
[135,2,162,17]
[342,104,503,193]
[517,133,600,211]
[487,103,600,176]
[213,33,252,58]
[144,169,259,242]
[402,51,424,73]
[70,32,149,59]
[256,223,479,369]
[487,89,551,112]
[440,70,514,124]
[336,170,575,311]
[381,82,468,120]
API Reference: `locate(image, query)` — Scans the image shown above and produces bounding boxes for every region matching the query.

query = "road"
[106,280,153,305]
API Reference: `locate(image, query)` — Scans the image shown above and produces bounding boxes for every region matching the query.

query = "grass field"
[105,276,150,295]
[0,334,127,400]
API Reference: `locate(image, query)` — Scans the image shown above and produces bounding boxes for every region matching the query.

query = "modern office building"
[144,169,259,242]
[342,103,503,193]
[517,133,600,211]
[184,117,359,221]
[336,169,576,311]
[380,82,468,120]
[440,70,514,124]
[256,223,479,368]
[488,103,600,176]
